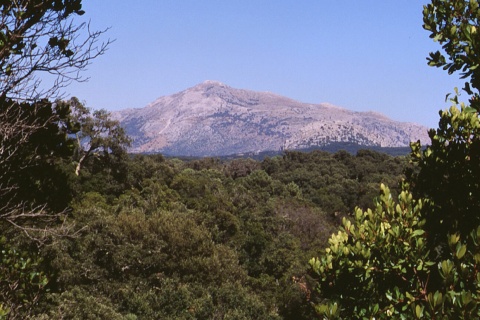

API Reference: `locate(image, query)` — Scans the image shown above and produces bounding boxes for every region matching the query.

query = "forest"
[2,0,480,319]
[2,138,409,319]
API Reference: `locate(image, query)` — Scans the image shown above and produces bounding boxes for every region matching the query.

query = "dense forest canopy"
[4,147,408,318]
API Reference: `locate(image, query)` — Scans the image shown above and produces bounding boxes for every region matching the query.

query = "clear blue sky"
[66,1,463,129]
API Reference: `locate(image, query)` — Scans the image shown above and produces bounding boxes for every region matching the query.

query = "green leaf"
[456,244,467,259]
[412,229,425,237]
[464,106,477,113]
[415,304,423,319]
[417,261,423,271]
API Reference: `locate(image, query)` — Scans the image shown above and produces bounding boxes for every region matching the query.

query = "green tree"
[0,98,75,234]
[310,186,431,318]
[0,1,110,318]
[423,0,480,109]
[0,0,111,233]
[409,102,480,258]
[309,1,480,318]
[310,185,480,319]
[60,97,131,176]
[0,237,49,318]
[412,0,480,260]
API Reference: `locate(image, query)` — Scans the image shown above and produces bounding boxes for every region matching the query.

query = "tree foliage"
[0,237,48,318]
[60,97,131,176]
[423,0,480,109]
[0,0,111,238]
[409,100,480,255]
[0,0,110,101]
[309,0,480,318]
[310,186,431,318]
[0,98,75,237]
[310,184,480,319]
[12,148,403,319]
[0,1,114,318]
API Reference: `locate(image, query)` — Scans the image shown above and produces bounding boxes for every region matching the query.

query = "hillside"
[114,81,429,156]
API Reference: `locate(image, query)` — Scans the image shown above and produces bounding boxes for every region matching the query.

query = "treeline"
[168,143,413,162]
[4,145,408,319]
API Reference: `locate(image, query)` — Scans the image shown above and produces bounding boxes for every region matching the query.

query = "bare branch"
[0,0,112,101]
[0,1,111,241]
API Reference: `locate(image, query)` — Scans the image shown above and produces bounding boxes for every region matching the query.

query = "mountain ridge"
[113,81,429,156]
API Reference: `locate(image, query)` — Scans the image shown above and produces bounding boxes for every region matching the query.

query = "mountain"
[113,80,429,157]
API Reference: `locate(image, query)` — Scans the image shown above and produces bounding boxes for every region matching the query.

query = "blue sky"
[66,1,462,129]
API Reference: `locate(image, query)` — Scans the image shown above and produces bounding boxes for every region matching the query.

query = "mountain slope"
[114,80,429,156]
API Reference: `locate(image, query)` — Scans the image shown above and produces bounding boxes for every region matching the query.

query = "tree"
[59,97,131,176]
[0,1,111,317]
[309,1,480,317]
[0,0,111,235]
[408,101,480,257]
[0,0,110,101]
[412,0,480,258]
[0,98,76,238]
[423,0,480,109]
[0,236,49,318]
[310,185,480,319]
[310,186,429,318]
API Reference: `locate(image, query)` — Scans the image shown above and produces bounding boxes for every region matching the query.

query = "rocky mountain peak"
[114,81,429,156]
[200,80,228,87]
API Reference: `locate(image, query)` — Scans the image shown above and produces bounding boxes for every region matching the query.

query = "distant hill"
[113,80,429,157]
